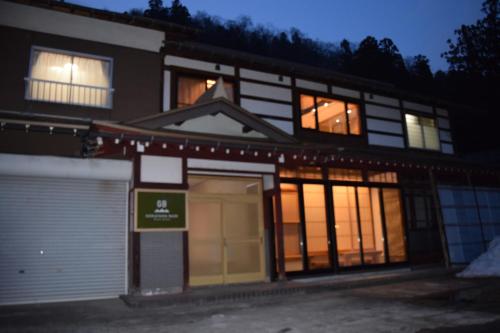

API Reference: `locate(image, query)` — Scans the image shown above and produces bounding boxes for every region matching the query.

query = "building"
[0,0,499,305]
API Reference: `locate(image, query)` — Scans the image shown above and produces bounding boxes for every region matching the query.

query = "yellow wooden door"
[188,176,265,286]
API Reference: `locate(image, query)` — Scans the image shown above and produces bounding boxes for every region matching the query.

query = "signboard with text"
[134,189,187,231]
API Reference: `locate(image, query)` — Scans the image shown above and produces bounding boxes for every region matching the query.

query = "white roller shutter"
[0,176,128,305]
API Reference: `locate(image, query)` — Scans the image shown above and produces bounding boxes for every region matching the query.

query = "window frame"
[25,46,114,109]
[404,112,440,151]
[297,91,363,137]
[172,70,236,109]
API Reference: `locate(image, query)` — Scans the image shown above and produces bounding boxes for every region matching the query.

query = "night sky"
[71,0,483,72]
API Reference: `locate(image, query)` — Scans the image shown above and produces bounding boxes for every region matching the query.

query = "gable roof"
[125,97,298,144]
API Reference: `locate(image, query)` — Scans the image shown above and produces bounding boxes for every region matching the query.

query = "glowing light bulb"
[63,63,78,71]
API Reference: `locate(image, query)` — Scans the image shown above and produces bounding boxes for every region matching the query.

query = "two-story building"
[1,0,499,305]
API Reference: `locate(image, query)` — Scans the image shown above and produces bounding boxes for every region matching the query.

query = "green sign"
[134,189,187,231]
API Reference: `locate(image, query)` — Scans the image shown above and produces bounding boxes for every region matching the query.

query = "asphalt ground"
[1,276,499,332]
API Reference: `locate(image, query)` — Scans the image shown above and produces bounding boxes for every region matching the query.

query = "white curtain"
[71,56,110,87]
[31,51,72,82]
[71,56,110,106]
[29,50,111,107]
[30,51,72,103]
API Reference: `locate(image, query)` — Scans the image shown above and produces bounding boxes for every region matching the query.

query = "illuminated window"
[346,103,361,135]
[300,95,316,129]
[177,75,234,108]
[367,171,398,183]
[300,94,361,135]
[328,168,363,182]
[318,98,347,134]
[280,167,323,179]
[25,47,113,108]
[405,114,439,150]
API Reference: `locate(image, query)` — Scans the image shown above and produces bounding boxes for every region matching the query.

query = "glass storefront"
[278,168,408,274]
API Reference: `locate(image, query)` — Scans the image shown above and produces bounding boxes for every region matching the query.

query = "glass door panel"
[189,200,223,285]
[333,186,361,267]
[223,201,263,281]
[357,187,386,264]
[382,189,407,262]
[280,184,304,272]
[303,184,330,269]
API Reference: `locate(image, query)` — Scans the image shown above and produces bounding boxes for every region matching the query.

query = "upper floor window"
[404,114,439,150]
[25,47,113,108]
[300,94,361,135]
[177,75,234,108]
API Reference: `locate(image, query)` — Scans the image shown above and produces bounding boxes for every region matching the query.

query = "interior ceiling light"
[347,109,352,114]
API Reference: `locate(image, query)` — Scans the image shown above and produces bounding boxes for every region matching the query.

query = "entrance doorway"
[188,176,266,286]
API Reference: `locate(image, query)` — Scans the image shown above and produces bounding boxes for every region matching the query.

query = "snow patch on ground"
[457,237,500,278]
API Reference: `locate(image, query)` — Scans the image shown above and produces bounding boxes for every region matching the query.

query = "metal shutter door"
[0,176,127,305]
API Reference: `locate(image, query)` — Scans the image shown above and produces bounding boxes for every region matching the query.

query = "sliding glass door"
[332,186,407,267]
[332,186,361,267]
[303,184,330,269]
[278,179,407,275]
[358,187,386,265]
[280,183,331,272]
[280,184,304,272]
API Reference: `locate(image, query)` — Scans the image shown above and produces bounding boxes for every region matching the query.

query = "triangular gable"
[126,98,297,144]
[163,112,267,139]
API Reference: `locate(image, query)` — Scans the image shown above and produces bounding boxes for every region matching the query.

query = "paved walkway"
[1,270,500,332]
